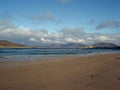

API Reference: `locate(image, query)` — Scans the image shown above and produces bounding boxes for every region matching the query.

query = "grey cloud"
[60,27,85,38]
[44,12,54,20]
[96,20,120,30]
[22,12,55,23]
[22,12,65,24]
[0,20,16,30]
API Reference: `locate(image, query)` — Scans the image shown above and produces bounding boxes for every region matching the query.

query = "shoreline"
[0,51,120,63]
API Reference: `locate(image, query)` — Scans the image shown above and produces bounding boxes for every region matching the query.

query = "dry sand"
[0,53,120,90]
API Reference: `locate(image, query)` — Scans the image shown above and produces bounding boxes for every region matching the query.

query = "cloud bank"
[0,20,120,45]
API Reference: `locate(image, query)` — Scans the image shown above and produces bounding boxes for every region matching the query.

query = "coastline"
[0,53,120,90]
[0,51,120,63]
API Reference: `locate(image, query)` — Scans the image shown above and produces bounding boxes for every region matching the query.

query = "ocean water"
[0,48,120,62]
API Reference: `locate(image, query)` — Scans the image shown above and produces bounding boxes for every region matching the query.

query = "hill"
[92,42,120,49]
[0,40,30,48]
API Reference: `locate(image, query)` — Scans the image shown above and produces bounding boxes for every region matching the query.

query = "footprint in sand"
[90,74,95,80]
[90,74,99,80]
[117,77,120,80]
[116,57,120,59]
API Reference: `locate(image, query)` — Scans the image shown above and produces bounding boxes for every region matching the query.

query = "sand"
[0,53,120,90]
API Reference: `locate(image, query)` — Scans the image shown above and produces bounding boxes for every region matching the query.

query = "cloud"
[96,35,110,41]
[0,20,120,45]
[22,12,64,24]
[59,0,72,4]
[29,38,38,42]
[60,27,85,38]
[22,12,55,23]
[0,20,16,29]
[65,37,77,43]
[96,20,120,30]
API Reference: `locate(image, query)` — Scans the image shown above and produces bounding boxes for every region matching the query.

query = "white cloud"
[78,39,85,43]
[0,20,120,45]
[29,38,38,42]
[97,36,110,41]
[40,37,52,43]
[65,37,76,43]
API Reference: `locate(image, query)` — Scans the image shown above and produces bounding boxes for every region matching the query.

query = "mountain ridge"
[0,40,120,49]
[92,42,119,48]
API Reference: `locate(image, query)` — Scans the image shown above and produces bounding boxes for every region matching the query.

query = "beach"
[0,53,120,90]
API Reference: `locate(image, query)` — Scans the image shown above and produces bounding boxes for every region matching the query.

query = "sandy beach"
[0,53,120,90]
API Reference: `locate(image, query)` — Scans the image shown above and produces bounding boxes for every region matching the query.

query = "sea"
[0,48,120,62]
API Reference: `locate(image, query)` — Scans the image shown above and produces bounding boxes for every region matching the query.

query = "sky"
[0,0,120,45]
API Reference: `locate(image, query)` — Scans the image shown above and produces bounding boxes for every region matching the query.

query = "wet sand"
[0,53,120,90]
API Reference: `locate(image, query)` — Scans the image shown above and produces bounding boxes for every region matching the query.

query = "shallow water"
[0,48,120,62]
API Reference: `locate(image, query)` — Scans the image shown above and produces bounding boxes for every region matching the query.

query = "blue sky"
[0,0,120,45]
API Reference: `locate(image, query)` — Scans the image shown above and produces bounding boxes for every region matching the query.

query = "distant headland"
[0,40,31,48]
